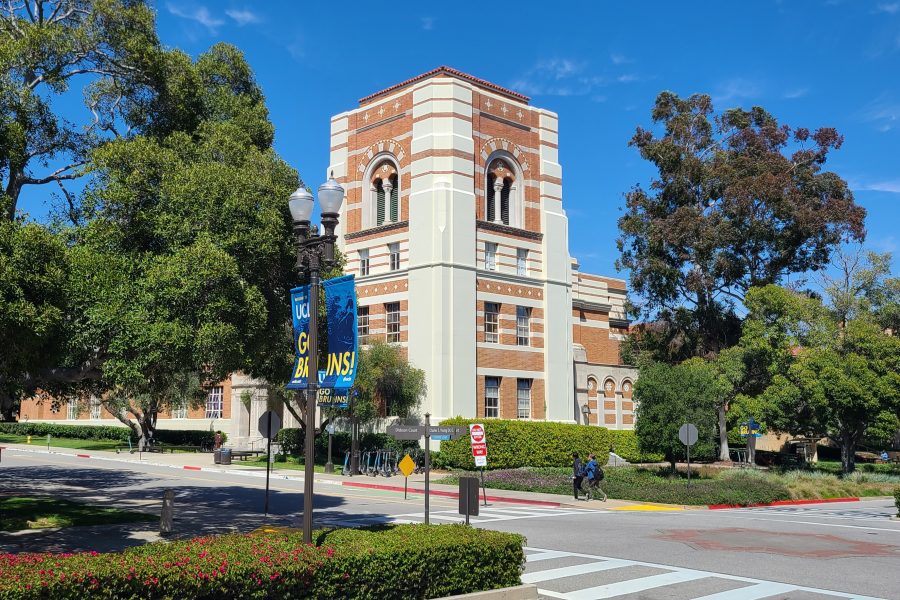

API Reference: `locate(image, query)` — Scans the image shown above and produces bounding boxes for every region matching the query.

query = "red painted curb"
[342,481,560,507]
[708,497,860,510]
[76,454,91,458]
[183,466,201,471]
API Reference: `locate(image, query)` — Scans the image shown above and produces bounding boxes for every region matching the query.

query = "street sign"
[429,425,467,439]
[398,454,416,478]
[326,422,336,435]
[459,477,480,524]
[386,424,426,440]
[470,423,488,467]
[258,410,282,439]
[678,423,698,446]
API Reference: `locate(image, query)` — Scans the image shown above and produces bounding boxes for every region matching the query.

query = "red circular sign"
[470,424,485,443]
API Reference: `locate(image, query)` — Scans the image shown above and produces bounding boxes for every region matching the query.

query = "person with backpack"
[583,453,607,501]
[572,452,585,500]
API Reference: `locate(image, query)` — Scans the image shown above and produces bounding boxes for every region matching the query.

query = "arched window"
[603,378,617,398]
[485,153,521,227]
[622,380,633,399]
[587,377,598,398]
[365,157,400,228]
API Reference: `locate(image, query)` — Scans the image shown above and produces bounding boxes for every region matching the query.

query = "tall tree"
[618,92,866,361]
[0,0,159,220]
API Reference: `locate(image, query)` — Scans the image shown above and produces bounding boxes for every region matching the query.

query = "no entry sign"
[469,423,488,467]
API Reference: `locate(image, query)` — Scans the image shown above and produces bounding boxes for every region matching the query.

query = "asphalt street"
[1,449,898,599]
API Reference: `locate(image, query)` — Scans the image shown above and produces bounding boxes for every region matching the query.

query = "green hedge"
[0,422,218,448]
[894,487,900,517]
[437,418,613,470]
[0,525,524,599]
[608,430,665,463]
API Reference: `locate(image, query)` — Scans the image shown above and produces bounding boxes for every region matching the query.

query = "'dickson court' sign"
[286,274,358,391]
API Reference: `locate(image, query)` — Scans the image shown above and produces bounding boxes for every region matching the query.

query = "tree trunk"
[840,432,857,475]
[718,404,730,461]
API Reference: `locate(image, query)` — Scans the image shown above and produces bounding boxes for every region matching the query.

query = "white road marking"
[523,547,885,600]
[719,514,900,533]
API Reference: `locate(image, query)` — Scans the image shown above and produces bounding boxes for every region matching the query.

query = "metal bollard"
[160,489,174,536]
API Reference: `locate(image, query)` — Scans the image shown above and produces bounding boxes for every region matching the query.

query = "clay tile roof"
[358,66,530,106]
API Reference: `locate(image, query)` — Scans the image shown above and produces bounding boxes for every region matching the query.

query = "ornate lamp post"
[288,176,344,544]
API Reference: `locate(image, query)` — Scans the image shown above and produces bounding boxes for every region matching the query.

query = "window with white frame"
[484,302,500,343]
[172,402,187,419]
[358,249,369,276]
[485,377,500,418]
[485,242,497,271]
[90,397,101,420]
[358,306,370,344]
[517,379,532,419]
[385,302,400,343]
[388,243,400,271]
[516,306,531,346]
[517,248,528,276]
[205,387,224,419]
[67,401,78,420]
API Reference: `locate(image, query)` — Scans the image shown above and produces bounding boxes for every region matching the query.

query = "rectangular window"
[67,401,78,420]
[358,306,370,344]
[485,242,497,271]
[484,302,500,343]
[517,248,528,276]
[359,249,369,276]
[517,379,532,419]
[388,243,400,271]
[385,302,401,343]
[205,387,224,419]
[516,306,531,346]
[90,398,101,420]
[172,403,187,419]
[485,377,500,418]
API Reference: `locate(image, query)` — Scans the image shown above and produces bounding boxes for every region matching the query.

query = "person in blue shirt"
[583,453,607,502]
[572,452,585,500]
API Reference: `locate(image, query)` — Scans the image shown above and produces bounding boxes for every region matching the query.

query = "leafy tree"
[1,0,160,220]
[633,359,720,471]
[741,285,900,473]
[818,246,900,332]
[618,92,866,361]
[352,341,426,425]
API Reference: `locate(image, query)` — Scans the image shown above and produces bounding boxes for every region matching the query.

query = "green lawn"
[238,455,329,473]
[0,433,123,451]
[0,496,156,531]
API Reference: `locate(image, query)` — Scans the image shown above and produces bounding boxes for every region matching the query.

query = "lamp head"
[289,187,314,222]
[317,175,344,215]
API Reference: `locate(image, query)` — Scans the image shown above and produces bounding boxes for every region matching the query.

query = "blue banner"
[285,275,358,392]
[321,274,358,390]
[286,284,310,390]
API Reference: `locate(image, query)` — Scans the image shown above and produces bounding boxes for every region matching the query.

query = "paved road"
[2,450,898,599]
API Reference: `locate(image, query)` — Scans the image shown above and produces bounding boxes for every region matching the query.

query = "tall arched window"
[485,154,521,228]
[366,158,400,228]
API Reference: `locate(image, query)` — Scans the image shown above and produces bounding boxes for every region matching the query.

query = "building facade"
[17,68,636,445]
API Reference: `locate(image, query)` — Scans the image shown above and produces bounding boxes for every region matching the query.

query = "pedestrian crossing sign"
[399,453,416,477]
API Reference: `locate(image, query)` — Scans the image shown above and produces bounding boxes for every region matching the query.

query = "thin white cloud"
[713,78,762,104]
[617,74,640,83]
[421,16,435,30]
[876,2,900,13]
[610,53,634,65]
[858,180,900,193]
[783,87,808,99]
[226,9,261,26]
[166,3,224,31]
[860,95,900,131]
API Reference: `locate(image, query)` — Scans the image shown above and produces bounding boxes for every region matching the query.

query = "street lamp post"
[289,176,344,545]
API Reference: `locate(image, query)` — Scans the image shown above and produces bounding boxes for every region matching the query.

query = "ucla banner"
[286,284,311,390]
[285,275,358,392]
[321,274,358,389]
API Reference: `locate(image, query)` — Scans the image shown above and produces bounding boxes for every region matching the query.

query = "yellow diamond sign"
[399,453,416,478]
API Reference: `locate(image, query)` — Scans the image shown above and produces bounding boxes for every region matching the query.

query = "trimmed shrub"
[0,525,524,599]
[437,418,611,470]
[895,487,900,517]
[608,430,665,463]
[0,422,219,448]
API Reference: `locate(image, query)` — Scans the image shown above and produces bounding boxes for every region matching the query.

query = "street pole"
[264,410,272,516]
[424,412,431,525]
[324,426,334,473]
[302,255,319,544]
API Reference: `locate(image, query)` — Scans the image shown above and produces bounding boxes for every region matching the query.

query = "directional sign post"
[258,410,282,516]
[679,423,698,487]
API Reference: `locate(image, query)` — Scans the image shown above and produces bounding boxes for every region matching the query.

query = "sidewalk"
[2,442,647,510]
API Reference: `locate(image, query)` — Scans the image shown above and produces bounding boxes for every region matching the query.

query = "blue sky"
[19,0,900,281]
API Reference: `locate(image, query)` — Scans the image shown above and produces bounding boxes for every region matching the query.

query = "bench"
[228,449,264,460]
[119,444,207,454]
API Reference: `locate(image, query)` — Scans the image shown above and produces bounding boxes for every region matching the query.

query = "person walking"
[584,453,607,502]
[572,452,585,500]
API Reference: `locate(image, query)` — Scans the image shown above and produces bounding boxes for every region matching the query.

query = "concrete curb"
[708,497,860,510]
[440,584,538,599]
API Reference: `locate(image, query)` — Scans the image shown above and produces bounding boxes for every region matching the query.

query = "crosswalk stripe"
[566,570,708,599]
[521,559,631,584]
[523,550,570,563]
[691,582,798,600]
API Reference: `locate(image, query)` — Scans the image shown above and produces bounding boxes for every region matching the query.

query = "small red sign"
[469,423,488,467]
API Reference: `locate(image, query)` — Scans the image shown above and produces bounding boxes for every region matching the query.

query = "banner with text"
[286,284,311,390]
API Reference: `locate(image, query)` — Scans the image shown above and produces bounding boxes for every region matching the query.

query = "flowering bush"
[0,525,524,599]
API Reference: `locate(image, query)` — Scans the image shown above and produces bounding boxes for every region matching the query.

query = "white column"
[382,179,394,222]
[493,178,504,224]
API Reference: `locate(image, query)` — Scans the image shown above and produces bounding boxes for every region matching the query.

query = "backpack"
[595,466,605,481]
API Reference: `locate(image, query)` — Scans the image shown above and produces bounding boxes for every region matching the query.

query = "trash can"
[214,448,222,464]
[220,448,232,466]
